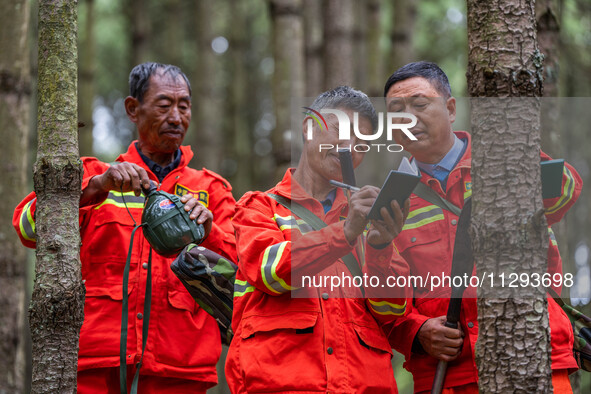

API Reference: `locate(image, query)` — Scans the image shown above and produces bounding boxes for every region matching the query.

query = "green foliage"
[93,0,129,98]
[561,0,591,96]
[413,0,468,96]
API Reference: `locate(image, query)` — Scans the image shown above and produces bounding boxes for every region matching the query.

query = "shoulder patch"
[202,168,232,190]
[175,183,209,208]
[465,181,472,191]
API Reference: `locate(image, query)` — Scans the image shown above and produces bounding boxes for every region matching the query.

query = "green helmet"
[141,183,205,257]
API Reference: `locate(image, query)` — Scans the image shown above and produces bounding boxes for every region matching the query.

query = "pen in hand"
[329,180,360,192]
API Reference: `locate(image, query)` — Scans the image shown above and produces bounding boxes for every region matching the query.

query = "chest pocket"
[82,196,144,283]
[397,204,444,248]
[396,204,447,296]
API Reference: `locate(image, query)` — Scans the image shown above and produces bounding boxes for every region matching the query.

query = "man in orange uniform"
[226,86,411,393]
[13,62,236,393]
[383,61,581,393]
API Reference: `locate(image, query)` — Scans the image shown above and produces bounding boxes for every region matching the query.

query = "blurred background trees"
[1,0,591,392]
[0,0,31,392]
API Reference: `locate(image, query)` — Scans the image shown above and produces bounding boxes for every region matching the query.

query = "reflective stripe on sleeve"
[233,279,255,298]
[94,191,145,210]
[273,214,313,234]
[402,205,444,230]
[260,241,293,294]
[368,299,407,316]
[19,199,36,242]
[545,166,575,215]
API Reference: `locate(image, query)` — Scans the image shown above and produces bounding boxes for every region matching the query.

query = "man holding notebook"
[225,86,410,393]
[383,61,582,393]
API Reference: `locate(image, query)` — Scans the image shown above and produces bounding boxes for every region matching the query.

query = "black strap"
[267,193,363,281]
[120,225,152,394]
[413,182,462,216]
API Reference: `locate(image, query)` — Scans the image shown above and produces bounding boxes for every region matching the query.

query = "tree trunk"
[537,0,562,154]
[78,0,95,156]
[366,0,383,97]
[226,0,253,195]
[537,2,581,391]
[126,0,151,71]
[0,0,31,392]
[389,0,416,74]
[161,0,183,66]
[467,0,552,392]
[191,0,223,172]
[303,0,323,97]
[323,0,354,88]
[353,0,367,90]
[269,0,305,171]
[31,1,84,393]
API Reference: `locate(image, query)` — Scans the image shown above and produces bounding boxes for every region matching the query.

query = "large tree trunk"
[269,0,305,172]
[323,0,354,88]
[0,0,31,392]
[31,1,84,392]
[467,0,552,392]
[78,0,95,156]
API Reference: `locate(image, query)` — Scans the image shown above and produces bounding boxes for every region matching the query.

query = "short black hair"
[383,61,451,98]
[128,62,192,102]
[309,86,378,130]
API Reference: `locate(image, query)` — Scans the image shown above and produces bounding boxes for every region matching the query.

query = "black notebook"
[541,159,565,199]
[367,157,421,220]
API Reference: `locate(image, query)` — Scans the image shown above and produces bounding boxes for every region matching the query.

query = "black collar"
[135,142,181,182]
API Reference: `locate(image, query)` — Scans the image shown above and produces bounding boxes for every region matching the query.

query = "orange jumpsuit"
[226,169,410,393]
[13,142,237,392]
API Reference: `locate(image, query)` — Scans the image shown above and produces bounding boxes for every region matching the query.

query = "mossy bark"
[31,1,84,393]
[467,0,552,392]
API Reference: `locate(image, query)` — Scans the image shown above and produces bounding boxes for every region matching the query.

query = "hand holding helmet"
[141,181,209,256]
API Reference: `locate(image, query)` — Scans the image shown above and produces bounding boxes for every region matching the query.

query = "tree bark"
[467,0,552,392]
[226,0,254,195]
[78,0,95,156]
[191,0,223,173]
[31,1,84,392]
[303,0,323,96]
[0,0,31,392]
[269,0,305,170]
[366,0,383,97]
[126,0,151,71]
[161,0,183,66]
[323,0,354,89]
[389,0,416,74]
[537,0,562,155]
[353,0,368,90]
[537,2,580,391]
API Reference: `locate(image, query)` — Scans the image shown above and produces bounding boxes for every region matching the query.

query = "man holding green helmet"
[14,62,237,393]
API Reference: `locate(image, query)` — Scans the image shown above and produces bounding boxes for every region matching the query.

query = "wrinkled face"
[386,77,456,164]
[127,71,192,154]
[303,107,373,182]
